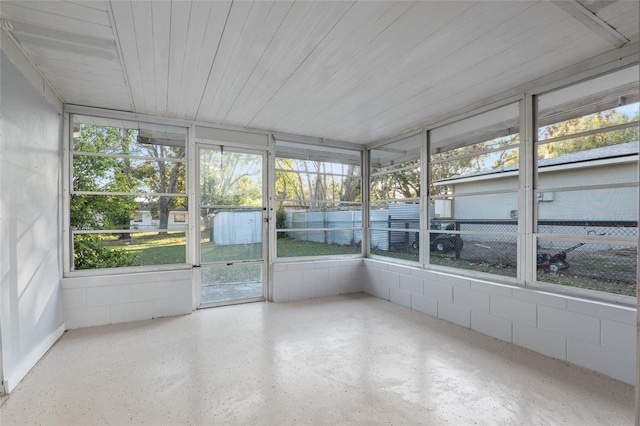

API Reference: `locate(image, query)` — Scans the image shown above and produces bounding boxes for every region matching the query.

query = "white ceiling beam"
[551,0,629,48]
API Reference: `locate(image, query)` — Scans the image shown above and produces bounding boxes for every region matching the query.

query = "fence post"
[388,215,392,252]
[455,221,461,260]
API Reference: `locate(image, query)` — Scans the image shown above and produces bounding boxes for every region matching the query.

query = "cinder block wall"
[61,270,192,329]
[272,259,363,302]
[363,259,637,385]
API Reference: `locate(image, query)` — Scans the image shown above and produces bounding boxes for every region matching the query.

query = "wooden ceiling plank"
[45,71,128,88]
[332,3,600,140]
[130,1,157,115]
[282,1,513,136]
[337,19,611,143]
[245,1,415,131]
[110,0,146,112]
[5,0,111,26]
[22,43,122,72]
[220,1,353,126]
[608,12,640,41]
[589,0,639,21]
[25,49,123,72]
[173,1,234,119]
[65,1,109,13]
[8,20,115,51]
[1,2,113,38]
[165,1,194,117]
[195,0,259,122]
[178,1,234,119]
[14,33,117,61]
[151,1,172,116]
[207,1,289,121]
[263,1,483,134]
[551,0,629,47]
[323,5,608,142]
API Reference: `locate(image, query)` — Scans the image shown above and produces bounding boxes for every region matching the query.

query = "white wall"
[0,48,64,393]
[362,259,636,385]
[61,270,192,329]
[272,259,363,302]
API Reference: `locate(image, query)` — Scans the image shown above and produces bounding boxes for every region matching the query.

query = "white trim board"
[3,323,65,394]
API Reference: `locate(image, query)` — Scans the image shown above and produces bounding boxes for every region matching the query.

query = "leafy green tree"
[539,110,639,159]
[136,144,186,234]
[200,150,262,206]
[71,125,140,269]
[371,158,420,201]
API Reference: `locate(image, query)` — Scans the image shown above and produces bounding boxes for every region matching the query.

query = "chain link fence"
[428,219,637,296]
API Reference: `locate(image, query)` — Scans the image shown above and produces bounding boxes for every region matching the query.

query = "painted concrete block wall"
[61,270,192,329]
[363,259,637,385]
[272,259,363,302]
[0,49,64,393]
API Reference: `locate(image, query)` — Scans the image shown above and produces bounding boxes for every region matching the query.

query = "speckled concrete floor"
[0,294,634,425]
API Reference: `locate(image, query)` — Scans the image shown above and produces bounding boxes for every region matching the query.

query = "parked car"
[411,222,463,253]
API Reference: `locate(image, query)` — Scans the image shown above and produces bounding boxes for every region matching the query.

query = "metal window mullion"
[193,141,202,308]
[72,191,186,197]
[268,135,277,299]
[63,112,72,274]
[430,142,520,165]
[276,227,360,232]
[274,168,361,179]
[432,230,518,238]
[370,197,420,204]
[187,124,198,269]
[421,129,429,267]
[537,181,639,193]
[274,199,362,205]
[430,188,518,198]
[72,151,186,163]
[525,94,537,283]
[362,149,370,258]
[537,120,640,146]
[200,205,265,210]
[370,163,420,177]
[535,234,636,245]
[73,228,187,235]
[368,227,420,232]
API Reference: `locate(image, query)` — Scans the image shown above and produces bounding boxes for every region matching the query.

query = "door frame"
[194,141,270,308]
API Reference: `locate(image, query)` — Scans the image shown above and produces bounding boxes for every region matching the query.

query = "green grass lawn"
[105,234,636,297]
[277,237,361,257]
[106,232,186,265]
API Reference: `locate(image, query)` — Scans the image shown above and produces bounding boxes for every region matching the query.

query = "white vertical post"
[361,148,370,258]
[520,94,536,283]
[421,129,429,267]
[62,111,71,274]
[188,125,199,309]
[267,135,277,301]
[635,162,639,426]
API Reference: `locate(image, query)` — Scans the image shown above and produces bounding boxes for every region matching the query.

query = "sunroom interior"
[0,0,639,423]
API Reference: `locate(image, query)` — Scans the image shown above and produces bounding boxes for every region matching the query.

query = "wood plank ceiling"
[1,1,638,144]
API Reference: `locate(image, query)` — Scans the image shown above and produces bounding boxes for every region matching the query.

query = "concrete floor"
[1,294,635,425]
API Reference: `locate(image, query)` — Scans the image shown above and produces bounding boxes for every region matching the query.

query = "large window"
[275,140,362,258]
[535,66,639,297]
[429,103,520,277]
[69,115,187,271]
[369,134,421,263]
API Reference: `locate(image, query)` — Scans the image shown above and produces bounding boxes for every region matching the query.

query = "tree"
[200,150,262,206]
[371,158,420,201]
[135,144,186,235]
[539,110,639,159]
[71,124,140,269]
[275,158,361,208]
